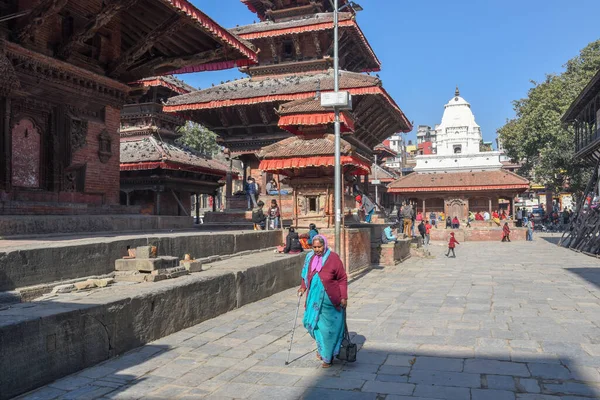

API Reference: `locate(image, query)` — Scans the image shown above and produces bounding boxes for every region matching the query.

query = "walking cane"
[285,294,302,366]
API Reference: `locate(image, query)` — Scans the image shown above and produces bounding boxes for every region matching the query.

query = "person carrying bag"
[337,309,357,363]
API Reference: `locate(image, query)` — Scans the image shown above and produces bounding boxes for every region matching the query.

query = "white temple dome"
[413,86,502,173]
[440,88,480,129]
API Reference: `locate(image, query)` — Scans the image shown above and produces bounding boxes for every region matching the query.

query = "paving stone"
[471,388,516,400]
[361,380,414,395]
[542,381,600,397]
[526,362,572,380]
[301,388,377,400]
[412,384,471,400]
[412,356,464,372]
[246,385,306,400]
[295,376,365,390]
[486,375,516,391]
[409,370,481,388]
[210,382,260,399]
[257,372,303,386]
[17,387,67,400]
[375,374,408,383]
[464,359,530,377]
[48,376,94,391]
[515,378,540,393]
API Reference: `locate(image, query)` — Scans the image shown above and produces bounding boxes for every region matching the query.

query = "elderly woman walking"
[298,235,348,368]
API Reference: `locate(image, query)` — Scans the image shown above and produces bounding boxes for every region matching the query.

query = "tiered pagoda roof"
[369,164,399,183]
[164,69,411,151]
[230,12,380,73]
[388,170,530,194]
[95,0,257,81]
[121,136,228,177]
[258,134,370,176]
[132,75,196,95]
[277,97,355,134]
[241,0,349,21]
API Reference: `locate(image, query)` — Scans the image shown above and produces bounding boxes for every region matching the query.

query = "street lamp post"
[333,0,341,254]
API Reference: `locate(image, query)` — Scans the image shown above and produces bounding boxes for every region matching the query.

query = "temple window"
[282,40,294,60]
[308,196,318,212]
[61,13,74,41]
[454,145,462,154]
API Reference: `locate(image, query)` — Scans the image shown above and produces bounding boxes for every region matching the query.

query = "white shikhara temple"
[414,87,502,173]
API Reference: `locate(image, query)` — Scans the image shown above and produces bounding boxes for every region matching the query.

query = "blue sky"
[182,0,600,146]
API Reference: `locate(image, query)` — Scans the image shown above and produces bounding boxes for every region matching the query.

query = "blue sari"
[302,250,345,363]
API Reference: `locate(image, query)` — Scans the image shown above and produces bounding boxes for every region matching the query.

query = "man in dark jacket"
[418,220,426,241]
[252,200,267,230]
[283,227,303,253]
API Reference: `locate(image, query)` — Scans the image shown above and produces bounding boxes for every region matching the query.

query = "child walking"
[446,232,459,257]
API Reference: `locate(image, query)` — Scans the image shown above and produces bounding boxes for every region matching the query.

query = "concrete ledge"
[0,251,305,399]
[0,215,193,237]
[0,230,283,291]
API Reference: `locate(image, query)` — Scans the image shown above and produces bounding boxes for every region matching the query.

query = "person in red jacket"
[446,232,459,257]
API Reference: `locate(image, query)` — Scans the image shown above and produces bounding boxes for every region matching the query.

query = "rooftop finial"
[455,86,460,97]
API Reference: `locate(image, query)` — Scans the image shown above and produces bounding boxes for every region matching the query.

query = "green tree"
[176,121,220,156]
[498,40,600,194]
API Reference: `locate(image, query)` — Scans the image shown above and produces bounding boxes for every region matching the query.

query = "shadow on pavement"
[540,236,562,245]
[567,267,600,290]
[300,332,600,400]
[14,344,171,400]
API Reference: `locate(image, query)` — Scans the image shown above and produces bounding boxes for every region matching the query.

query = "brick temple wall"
[71,106,121,205]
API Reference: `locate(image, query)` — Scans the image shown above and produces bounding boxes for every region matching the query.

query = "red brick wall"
[71,106,120,205]
[320,228,372,275]
[430,227,527,242]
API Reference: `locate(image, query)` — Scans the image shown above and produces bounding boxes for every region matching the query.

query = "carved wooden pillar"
[195,193,200,224]
[155,191,161,215]
[488,197,492,216]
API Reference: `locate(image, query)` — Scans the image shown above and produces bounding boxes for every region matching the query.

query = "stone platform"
[0,250,305,399]
[0,230,283,293]
[430,227,528,242]
[0,215,193,237]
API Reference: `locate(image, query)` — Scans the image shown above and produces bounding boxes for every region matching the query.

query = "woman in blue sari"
[298,235,348,368]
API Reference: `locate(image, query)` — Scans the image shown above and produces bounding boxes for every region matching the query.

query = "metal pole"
[374,154,378,209]
[334,0,341,254]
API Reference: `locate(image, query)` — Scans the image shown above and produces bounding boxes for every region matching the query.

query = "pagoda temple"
[0,0,257,216]
[120,76,232,217]
[164,0,412,220]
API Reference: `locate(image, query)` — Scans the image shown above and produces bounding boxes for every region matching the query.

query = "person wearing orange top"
[424,220,433,245]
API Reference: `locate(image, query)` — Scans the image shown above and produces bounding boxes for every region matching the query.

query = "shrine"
[120,76,232,217]
[0,0,257,216]
[257,98,370,227]
[164,0,412,222]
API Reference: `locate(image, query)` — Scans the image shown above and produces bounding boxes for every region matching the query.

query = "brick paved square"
[22,239,600,400]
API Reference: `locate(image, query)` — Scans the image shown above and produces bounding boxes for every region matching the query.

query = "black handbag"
[337,310,357,362]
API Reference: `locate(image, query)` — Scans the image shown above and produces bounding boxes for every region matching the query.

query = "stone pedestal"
[371,238,411,266]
